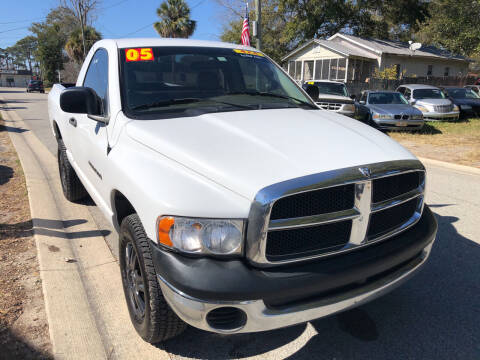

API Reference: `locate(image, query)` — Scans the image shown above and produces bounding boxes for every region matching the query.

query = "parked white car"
[48,38,437,343]
[396,84,460,121]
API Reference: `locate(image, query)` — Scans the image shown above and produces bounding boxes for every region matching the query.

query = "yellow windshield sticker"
[308,81,314,85]
[233,49,264,57]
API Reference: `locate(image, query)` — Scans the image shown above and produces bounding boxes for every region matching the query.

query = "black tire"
[119,214,186,343]
[57,139,87,202]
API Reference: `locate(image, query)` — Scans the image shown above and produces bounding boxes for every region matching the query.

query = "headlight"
[415,105,429,113]
[157,216,244,255]
[453,105,460,111]
[342,104,355,112]
[372,113,393,119]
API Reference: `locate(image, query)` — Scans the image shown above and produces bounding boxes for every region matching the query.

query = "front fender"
[106,133,252,241]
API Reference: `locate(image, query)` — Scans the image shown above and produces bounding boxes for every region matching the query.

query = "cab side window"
[397,87,405,95]
[83,48,109,116]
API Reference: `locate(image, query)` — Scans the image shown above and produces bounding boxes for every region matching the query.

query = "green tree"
[154,0,196,38]
[417,0,480,57]
[30,7,78,84]
[352,0,429,41]
[220,0,290,62]
[12,36,38,71]
[65,26,102,63]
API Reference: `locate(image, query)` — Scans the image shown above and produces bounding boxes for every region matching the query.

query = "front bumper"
[421,111,459,121]
[153,206,437,334]
[373,119,425,130]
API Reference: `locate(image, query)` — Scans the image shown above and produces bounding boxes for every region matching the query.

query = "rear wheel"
[119,214,186,343]
[57,139,87,202]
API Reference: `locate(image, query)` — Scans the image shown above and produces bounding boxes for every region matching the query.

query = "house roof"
[282,39,377,61]
[329,33,467,61]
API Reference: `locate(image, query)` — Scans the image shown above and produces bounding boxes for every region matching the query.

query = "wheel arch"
[112,190,137,230]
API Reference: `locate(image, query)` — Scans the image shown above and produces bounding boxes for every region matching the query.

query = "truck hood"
[125,108,415,200]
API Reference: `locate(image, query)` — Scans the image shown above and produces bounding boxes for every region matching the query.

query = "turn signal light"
[157,216,175,247]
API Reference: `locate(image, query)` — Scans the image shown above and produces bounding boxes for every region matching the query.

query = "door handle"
[69,117,77,127]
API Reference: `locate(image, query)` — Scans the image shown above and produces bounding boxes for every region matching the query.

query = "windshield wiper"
[132,98,201,111]
[226,91,317,109]
[132,97,254,111]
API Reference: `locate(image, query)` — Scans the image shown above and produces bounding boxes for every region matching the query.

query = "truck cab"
[48,39,437,343]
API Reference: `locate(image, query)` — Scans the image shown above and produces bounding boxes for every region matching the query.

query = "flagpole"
[255,0,261,50]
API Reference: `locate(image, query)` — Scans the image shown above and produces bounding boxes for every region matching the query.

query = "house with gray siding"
[283,33,469,83]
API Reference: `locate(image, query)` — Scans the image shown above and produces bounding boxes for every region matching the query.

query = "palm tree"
[154,0,196,38]
[65,26,102,63]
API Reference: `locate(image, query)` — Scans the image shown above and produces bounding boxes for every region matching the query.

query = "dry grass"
[389,118,480,168]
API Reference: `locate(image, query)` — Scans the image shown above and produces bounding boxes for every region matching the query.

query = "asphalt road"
[1,87,479,359]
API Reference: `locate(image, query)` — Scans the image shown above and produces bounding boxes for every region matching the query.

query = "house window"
[444,67,450,77]
[314,60,322,79]
[288,61,295,77]
[337,58,346,80]
[321,59,330,80]
[427,65,433,76]
[303,61,314,81]
[295,61,302,80]
[330,59,339,80]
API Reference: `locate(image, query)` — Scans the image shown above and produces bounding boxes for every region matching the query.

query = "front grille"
[249,161,425,265]
[318,102,342,111]
[265,221,352,261]
[367,198,418,238]
[434,104,453,113]
[372,171,422,203]
[270,184,355,220]
[394,115,410,120]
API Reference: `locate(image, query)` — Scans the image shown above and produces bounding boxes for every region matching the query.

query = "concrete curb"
[0,100,170,359]
[418,157,480,176]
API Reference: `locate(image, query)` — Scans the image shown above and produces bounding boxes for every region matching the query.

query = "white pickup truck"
[48,38,437,343]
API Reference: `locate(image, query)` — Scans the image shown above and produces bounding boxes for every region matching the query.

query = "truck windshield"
[314,82,348,97]
[120,46,316,117]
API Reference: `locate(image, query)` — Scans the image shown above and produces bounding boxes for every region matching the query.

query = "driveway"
[1,87,479,359]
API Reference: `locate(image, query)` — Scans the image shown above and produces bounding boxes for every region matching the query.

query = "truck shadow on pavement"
[160,209,480,360]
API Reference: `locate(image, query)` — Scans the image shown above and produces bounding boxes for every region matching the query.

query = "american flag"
[241,3,250,46]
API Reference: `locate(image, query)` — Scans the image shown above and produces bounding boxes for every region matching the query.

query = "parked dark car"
[355,90,424,130]
[440,86,480,117]
[464,85,480,96]
[26,80,44,93]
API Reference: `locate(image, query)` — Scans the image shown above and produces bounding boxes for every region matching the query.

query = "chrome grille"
[246,160,426,266]
[317,102,342,111]
[394,115,410,120]
[434,104,453,113]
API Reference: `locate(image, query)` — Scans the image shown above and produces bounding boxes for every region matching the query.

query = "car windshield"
[446,88,480,99]
[368,92,408,105]
[413,88,445,99]
[314,82,348,97]
[120,46,315,117]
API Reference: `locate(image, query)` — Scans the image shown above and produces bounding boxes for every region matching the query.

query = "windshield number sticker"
[233,49,264,57]
[125,48,154,62]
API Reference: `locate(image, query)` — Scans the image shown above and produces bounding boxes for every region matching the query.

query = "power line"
[121,22,155,37]
[0,26,30,34]
[0,17,45,25]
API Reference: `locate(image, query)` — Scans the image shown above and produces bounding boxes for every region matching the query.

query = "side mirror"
[60,87,104,121]
[350,94,356,100]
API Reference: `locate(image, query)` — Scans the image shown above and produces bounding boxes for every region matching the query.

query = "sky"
[0,0,238,49]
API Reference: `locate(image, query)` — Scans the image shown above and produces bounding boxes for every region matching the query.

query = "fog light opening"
[206,307,247,331]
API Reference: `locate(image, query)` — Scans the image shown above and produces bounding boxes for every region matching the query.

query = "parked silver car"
[396,84,459,121]
[356,91,424,130]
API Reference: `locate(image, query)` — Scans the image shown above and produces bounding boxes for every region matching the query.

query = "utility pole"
[255,0,262,50]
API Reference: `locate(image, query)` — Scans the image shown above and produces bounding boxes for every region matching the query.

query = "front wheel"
[57,139,87,202]
[119,214,186,343]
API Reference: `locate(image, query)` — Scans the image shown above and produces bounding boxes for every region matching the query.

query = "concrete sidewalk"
[0,100,170,359]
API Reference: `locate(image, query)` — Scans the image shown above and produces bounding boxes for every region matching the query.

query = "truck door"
[69,48,111,207]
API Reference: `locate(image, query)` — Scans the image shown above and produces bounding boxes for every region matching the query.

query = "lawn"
[388,118,480,168]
